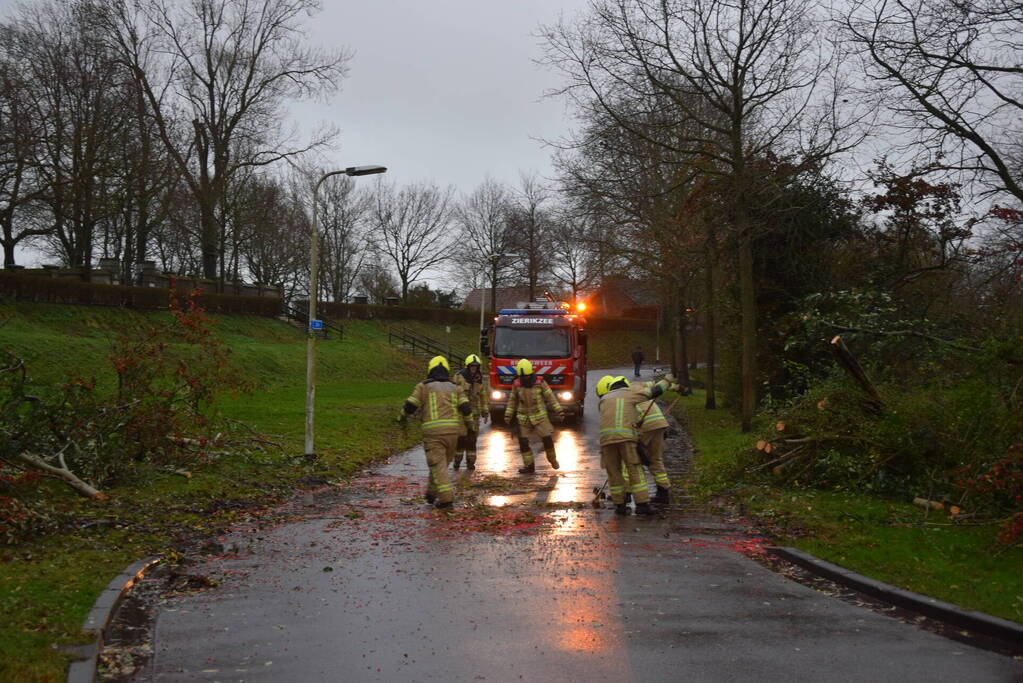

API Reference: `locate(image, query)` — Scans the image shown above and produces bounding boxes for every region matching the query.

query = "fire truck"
[481,301,588,424]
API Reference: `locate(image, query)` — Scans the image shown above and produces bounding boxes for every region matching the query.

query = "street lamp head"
[345,165,387,176]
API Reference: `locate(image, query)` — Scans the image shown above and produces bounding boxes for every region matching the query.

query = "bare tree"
[454,177,514,312]
[315,174,372,303]
[11,0,127,272]
[507,172,551,300]
[236,174,308,300]
[846,0,1023,203]
[0,24,46,267]
[103,0,349,283]
[542,0,864,430]
[547,208,598,303]
[372,180,455,302]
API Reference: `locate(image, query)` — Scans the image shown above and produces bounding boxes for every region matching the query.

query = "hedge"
[311,300,656,332]
[0,271,283,317]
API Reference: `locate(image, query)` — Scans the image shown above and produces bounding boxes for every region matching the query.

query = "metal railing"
[388,326,469,367]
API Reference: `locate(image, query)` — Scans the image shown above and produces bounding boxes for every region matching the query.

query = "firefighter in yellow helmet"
[452,353,489,470]
[503,358,564,474]
[595,374,676,515]
[400,355,473,509]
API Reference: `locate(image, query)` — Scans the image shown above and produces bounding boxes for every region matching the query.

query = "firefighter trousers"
[424,434,457,504]
[456,429,478,466]
[640,428,670,489]
[517,435,558,467]
[601,441,650,504]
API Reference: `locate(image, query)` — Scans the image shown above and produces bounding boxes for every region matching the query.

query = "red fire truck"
[481,302,588,423]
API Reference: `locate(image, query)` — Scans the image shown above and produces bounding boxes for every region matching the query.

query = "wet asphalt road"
[139,368,1023,682]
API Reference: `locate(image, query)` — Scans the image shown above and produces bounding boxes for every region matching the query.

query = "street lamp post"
[306,165,387,458]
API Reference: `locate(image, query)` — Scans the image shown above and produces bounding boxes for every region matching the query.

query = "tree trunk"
[704,241,717,410]
[738,225,757,432]
[675,283,691,386]
[2,238,14,268]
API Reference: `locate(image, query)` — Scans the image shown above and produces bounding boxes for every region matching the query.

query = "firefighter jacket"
[404,379,473,435]
[599,379,670,445]
[505,377,563,425]
[453,369,489,419]
[637,383,670,434]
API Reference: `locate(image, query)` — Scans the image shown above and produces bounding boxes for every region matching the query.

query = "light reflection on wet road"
[139,368,1022,682]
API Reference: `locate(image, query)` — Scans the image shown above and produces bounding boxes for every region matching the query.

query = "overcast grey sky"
[294,0,592,191]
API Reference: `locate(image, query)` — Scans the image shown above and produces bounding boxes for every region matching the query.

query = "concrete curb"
[770,546,1023,645]
[66,557,161,683]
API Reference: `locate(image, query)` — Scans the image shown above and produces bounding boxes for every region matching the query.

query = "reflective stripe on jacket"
[504,377,563,424]
[598,379,669,445]
[405,380,471,435]
[637,393,669,433]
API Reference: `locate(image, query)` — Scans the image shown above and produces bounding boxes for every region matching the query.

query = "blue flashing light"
[498,309,569,316]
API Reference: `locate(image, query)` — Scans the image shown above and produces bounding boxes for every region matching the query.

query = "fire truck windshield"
[493,327,570,358]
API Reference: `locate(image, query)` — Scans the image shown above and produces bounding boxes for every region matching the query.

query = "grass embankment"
[674,389,1023,624]
[0,302,423,682]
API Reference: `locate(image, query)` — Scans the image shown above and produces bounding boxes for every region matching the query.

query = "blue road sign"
[310,320,324,330]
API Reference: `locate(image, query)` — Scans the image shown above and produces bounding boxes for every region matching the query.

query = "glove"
[396,412,409,425]
[552,413,565,424]
[669,382,682,393]
[664,373,677,384]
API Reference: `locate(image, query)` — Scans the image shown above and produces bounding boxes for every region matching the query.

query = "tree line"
[536,0,1023,431]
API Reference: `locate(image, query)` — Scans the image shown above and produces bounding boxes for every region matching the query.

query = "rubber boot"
[518,463,535,474]
[425,491,436,504]
[453,453,462,470]
[635,502,656,516]
[614,503,631,516]
[654,486,670,505]
[435,501,454,511]
[542,438,559,470]
[466,453,476,470]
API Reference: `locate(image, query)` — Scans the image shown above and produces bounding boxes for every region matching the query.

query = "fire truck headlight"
[559,391,574,402]
[491,390,506,401]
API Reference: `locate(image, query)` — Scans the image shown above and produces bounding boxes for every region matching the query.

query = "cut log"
[764,442,774,454]
[756,439,767,451]
[913,497,945,511]
[776,421,786,432]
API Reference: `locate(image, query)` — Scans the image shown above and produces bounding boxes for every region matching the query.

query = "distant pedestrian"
[631,346,644,378]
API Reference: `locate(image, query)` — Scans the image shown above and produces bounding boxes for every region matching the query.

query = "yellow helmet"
[427,355,450,373]
[595,375,615,397]
[464,353,482,366]
[515,358,534,376]
[614,376,630,388]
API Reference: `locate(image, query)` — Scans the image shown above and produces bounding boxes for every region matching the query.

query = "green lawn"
[0,303,424,681]
[674,389,1023,624]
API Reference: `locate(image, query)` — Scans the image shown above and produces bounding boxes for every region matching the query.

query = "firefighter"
[595,374,676,515]
[637,389,671,504]
[452,353,488,470]
[503,358,564,474]
[399,355,473,509]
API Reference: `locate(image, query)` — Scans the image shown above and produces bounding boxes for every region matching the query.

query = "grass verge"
[674,388,1023,624]
[0,303,422,681]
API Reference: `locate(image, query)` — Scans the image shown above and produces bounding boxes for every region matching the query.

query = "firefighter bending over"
[637,389,672,505]
[452,353,489,470]
[504,358,564,474]
[595,374,677,515]
[400,355,473,509]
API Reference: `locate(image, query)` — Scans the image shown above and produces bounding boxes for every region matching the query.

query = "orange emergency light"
[575,301,587,312]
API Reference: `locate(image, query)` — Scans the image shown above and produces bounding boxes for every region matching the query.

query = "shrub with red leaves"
[957,438,1023,548]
